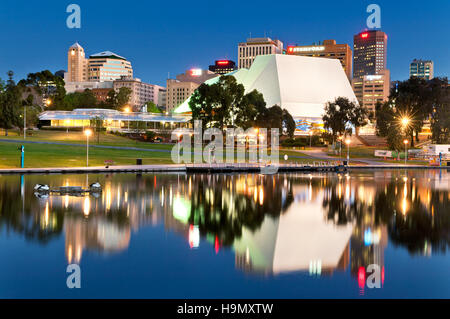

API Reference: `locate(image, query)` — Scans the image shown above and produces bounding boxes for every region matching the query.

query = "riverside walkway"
[0,162,447,175]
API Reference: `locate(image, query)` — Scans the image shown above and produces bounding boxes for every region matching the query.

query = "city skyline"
[0,0,449,87]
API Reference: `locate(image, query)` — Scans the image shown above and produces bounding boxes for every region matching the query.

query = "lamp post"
[345,138,351,165]
[84,129,92,167]
[403,139,409,165]
[23,105,26,140]
[124,107,131,132]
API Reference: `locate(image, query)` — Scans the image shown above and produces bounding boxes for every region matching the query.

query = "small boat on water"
[34,183,102,198]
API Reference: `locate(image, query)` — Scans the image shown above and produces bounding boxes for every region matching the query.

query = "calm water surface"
[0,170,449,298]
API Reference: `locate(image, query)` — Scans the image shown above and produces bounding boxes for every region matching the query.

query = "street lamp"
[84,129,92,167]
[345,138,351,165]
[401,117,410,128]
[403,139,409,165]
[23,105,26,140]
[124,107,131,132]
[309,131,313,148]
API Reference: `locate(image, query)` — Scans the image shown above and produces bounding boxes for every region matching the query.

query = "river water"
[0,169,449,298]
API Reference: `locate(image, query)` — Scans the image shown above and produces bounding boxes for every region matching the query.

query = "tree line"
[321,77,449,150]
[189,75,296,137]
[0,70,135,135]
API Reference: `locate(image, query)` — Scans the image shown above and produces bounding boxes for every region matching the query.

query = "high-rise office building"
[286,40,353,81]
[352,30,389,118]
[410,59,434,80]
[209,60,237,75]
[353,30,387,80]
[67,42,88,82]
[238,37,283,69]
[66,43,133,83]
[88,51,133,82]
[352,70,390,113]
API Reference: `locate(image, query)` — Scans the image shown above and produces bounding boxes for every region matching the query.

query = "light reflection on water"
[0,169,449,298]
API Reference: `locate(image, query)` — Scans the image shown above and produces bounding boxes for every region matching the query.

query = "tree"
[322,97,368,143]
[18,94,40,132]
[18,70,66,110]
[375,101,407,153]
[189,82,219,130]
[235,89,265,129]
[90,115,104,144]
[64,89,97,110]
[103,87,132,110]
[145,101,162,113]
[0,71,21,136]
[429,78,450,144]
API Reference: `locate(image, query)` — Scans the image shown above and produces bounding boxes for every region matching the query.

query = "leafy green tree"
[189,82,219,129]
[0,71,21,136]
[18,70,66,110]
[235,89,266,129]
[102,87,132,110]
[322,97,368,143]
[375,101,405,153]
[18,94,40,132]
[64,89,97,110]
[145,101,162,113]
[429,78,450,144]
[90,115,104,144]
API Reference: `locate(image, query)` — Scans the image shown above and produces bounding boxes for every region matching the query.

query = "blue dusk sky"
[0,0,448,86]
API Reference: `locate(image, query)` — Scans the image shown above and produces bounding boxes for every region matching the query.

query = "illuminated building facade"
[113,77,166,111]
[174,55,357,135]
[410,59,434,80]
[66,43,133,83]
[166,69,218,113]
[353,30,387,80]
[67,42,88,82]
[286,40,353,81]
[209,60,237,75]
[238,37,283,69]
[88,51,133,81]
[352,70,390,113]
[38,108,191,132]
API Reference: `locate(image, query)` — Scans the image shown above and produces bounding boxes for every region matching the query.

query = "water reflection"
[0,170,449,288]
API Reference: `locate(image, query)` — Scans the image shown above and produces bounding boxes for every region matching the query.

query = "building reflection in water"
[0,169,448,291]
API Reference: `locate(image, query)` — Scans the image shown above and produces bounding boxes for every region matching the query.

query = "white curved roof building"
[174,54,357,134]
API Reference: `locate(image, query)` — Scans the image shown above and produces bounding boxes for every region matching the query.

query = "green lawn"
[0,129,174,150]
[0,130,371,168]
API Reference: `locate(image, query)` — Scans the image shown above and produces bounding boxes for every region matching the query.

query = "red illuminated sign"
[287,47,294,53]
[361,33,369,39]
[217,60,230,65]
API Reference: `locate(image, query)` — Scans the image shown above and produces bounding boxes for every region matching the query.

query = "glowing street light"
[401,117,410,128]
[403,139,409,165]
[345,138,351,165]
[124,107,131,132]
[84,129,92,167]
